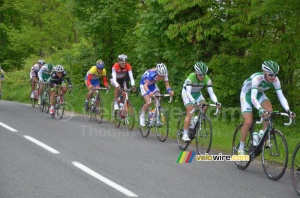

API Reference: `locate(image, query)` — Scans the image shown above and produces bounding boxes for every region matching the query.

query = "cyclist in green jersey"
[181,62,221,142]
[238,60,296,155]
[38,63,54,105]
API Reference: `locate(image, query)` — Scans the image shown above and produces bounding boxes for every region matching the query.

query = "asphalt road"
[0,100,298,198]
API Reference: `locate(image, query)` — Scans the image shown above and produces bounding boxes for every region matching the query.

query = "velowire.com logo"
[176,151,249,163]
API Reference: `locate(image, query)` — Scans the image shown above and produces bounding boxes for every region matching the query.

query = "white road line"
[0,122,18,132]
[72,161,138,197]
[24,136,60,154]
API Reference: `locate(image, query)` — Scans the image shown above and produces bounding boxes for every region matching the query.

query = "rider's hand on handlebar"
[288,110,296,119]
[169,91,174,97]
[68,85,73,90]
[131,86,136,92]
[216,102,221,109]
[258,107,267,117]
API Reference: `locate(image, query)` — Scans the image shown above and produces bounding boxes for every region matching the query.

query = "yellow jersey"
[86,66,106,80]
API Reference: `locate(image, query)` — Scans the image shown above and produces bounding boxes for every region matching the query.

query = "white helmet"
[55,65,64,72]
[156,63,168,76]
[38,59,45,65]
[118,54,128,62]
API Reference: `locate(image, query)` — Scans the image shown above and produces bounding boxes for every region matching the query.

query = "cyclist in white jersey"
[238,60,296,155]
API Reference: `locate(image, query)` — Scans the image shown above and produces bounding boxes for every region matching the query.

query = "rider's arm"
[143,81,151,94]
[86,74,92,87]
[251,88,261,110]
[128,70,135,86]
[38,66,45,81]
[273,78,290,112]
[207,87,218,103]
[101,69,108,87]
[184,79,195,102]
[164,74,172,93]
[111,67,119,87]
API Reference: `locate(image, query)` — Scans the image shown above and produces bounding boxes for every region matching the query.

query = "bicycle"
[291,142,300,195]
[138,94,172,142]
[40,81,50,113]
[232,111,291,181]
[84,87,108,123]
[113,88,135,131]
[51,86,72,119]
[31,80,39,107]
[177,103,219,154]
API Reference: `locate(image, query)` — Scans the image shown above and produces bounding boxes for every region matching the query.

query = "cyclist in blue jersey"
[139,63,174,127]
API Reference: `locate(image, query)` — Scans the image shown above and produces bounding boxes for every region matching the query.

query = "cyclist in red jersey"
[110,54,136,111]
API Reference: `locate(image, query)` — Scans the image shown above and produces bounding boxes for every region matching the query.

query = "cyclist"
[111,54,136,111]
[238,60,296,155]
[30,59,45,98]
[181,62,221,142]
[0,66,4,97]
[139,63,174,127]
[84,60,109,110]
[38,63,54,105]
[49,65,72,115]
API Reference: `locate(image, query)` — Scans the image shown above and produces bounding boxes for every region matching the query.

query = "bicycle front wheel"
[94,97,104,123]
[43,91,50,113]
[177,112,189,151]
[126,100,135,131]
[56,104,65,120]
[155,107,169,142]
[262,129,288,181]
[195,115,212,154]
[138,106,150,137]
[232,123,251,170]
[291,143,300,195]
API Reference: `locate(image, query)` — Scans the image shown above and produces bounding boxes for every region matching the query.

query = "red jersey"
[112,63,132,79]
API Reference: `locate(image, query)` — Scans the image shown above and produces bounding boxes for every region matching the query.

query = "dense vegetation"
[0,0,299,153]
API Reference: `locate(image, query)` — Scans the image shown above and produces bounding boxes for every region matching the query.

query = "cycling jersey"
[140,68,169,85]
[111,63,135,87]
[85,66,108,87]
[181,72,218,105]
[50,71,72,87]
[38,64,53,82]
[240,72,289,112]
[0,69,4,79]
[30,64,42,78]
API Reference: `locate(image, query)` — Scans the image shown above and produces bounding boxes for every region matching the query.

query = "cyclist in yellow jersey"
[84,60,109,110]
[0,66,4,97]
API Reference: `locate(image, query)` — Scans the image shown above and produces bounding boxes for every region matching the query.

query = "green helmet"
[47,63,54,70]
[194,62,208,75]
[262,60,279,74]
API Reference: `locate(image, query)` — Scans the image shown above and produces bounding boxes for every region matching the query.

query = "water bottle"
[91,97,95,105]
[56,96,60,104]
[190,116,198,129]
[253,132,259,146]
[119,103,124,110]
[258,129,264,139]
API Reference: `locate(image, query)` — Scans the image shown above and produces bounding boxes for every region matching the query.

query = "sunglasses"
[268,73,277,77]
[196,73,205,77]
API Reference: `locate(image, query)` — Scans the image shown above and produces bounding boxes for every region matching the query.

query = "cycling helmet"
[47,63,54,70]
[118,54,128,62]
[96,60,105,69]
[38,59,45,65]
[156,63,168,76]
[194,62,208,75]
[262,60,279,74]
[55,65,64,72]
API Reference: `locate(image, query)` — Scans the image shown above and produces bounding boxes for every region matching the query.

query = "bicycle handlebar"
[190,103,220,115]
[94,87,109,94]
[256,112,293,126]
[148,94,173,103]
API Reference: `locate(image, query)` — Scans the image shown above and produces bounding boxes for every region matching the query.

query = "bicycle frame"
[248,112,292,159]
[148,94,172,127]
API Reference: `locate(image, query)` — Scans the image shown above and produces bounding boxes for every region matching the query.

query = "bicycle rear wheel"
[138,107,150,137]
[126,100,135,131]
[232,123,251,170]
[291,143,300,195]
[195,115,212,154]
[177,112,189,151]
[94,97,104,123]
[155,107,169,142]
[31,97,37,107]
[262,129,288,181]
